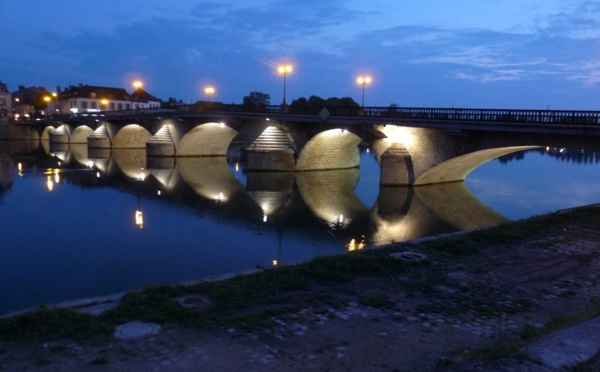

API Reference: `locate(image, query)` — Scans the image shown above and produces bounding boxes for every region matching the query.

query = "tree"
[289,95,359,115]
[243,91,270,107]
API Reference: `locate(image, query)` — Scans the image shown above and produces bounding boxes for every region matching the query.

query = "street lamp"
[133,80,143,90]
[204,86,215,102]
[100,99,109,111]
[278,64,293,105]
[356,76,372,107]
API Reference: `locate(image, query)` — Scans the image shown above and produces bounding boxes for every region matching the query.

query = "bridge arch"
[296,129,363,170]
[113,124,153,149]
[71,125,94,144]
[40,126,56,142]
[177,122,240,156]
[414,145,541,185]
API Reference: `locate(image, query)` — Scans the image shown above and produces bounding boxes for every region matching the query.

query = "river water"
[1,143,599,314]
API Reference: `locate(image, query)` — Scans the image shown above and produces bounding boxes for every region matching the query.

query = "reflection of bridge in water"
[18,143,510,246]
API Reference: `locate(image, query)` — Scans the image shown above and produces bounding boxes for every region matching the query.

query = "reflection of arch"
[415,146,541,185]
[296,169,367,225]
[147,157,180,191]
[177,157,244,201]
[414,183,508,230]
[178,123,240,156]
[296,129,362,170]
[70,144,90,167]
[113,124,152,149]
[112,149,147,179]
[71,125,93,144]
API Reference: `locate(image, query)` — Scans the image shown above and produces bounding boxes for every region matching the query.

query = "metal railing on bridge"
[14,103,600,126]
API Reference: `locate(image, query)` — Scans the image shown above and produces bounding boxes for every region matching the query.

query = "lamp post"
[204,86,215,102]
[356,76,372,107]
[278,64,293,106]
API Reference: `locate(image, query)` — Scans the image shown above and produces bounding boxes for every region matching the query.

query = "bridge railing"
[319,106,600,125]
[13,104,600,126]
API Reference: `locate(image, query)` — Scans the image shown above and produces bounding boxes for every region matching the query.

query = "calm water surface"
[1,144,599,314]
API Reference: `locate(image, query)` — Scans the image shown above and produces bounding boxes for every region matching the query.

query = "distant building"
[0,82,11,119]
[53,84,163,113]
[56,84,132,114]
[130,87,161,110]
[11,85,53,120]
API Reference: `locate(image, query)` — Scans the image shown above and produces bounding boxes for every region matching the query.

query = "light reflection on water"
[0,145,599,314]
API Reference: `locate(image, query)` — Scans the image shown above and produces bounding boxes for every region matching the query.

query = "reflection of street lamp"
[135,210,144,228]
[278,64,293,105]
[356,76,372,107]
[204,86,215,101]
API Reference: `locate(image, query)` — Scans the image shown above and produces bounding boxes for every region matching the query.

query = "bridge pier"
[379,143,415,186]
[49,131,69,145]
[245,149,296,171]
[147,142,176,157]
[88,136,111,149]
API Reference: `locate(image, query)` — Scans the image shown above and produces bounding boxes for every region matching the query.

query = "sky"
[1,0,600,109]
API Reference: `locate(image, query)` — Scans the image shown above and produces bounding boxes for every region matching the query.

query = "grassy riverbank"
[2,204,600,370]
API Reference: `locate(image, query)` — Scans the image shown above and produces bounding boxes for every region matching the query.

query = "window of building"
[118,103,123,110]
[81,101,88,109]
[126,104,131,110]
[91,101,97,109]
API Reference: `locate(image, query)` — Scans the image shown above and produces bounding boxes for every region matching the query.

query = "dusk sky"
[2,1,600,109]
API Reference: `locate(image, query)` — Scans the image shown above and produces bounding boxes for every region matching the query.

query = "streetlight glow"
[133,80,143,89]
[278,64,293,105]
[356,76,372,107]
[204,86,215,101]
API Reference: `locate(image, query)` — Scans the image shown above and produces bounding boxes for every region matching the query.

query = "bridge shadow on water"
[3,141,510,248]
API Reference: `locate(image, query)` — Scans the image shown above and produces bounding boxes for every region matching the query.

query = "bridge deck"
[13,104,600,134]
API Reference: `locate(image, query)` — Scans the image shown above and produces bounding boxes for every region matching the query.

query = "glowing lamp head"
[357,76,372,85]
[204,86,215,95]
[43,96,51,102]
[278,65,293,74]
[133,81,143,89]
[100,99,109,106]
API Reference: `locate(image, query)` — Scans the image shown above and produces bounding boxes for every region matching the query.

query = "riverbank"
[2,205,600,370]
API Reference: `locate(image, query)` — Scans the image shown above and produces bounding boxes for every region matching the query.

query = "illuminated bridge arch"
[177,122,240,156]
[414,145,541,185]
[296,129,363,170]
[113,124,153,149]
[70,125,94,144]
[40,126,56,142]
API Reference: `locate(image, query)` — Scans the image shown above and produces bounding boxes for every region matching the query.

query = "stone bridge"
[7,105,600,186]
